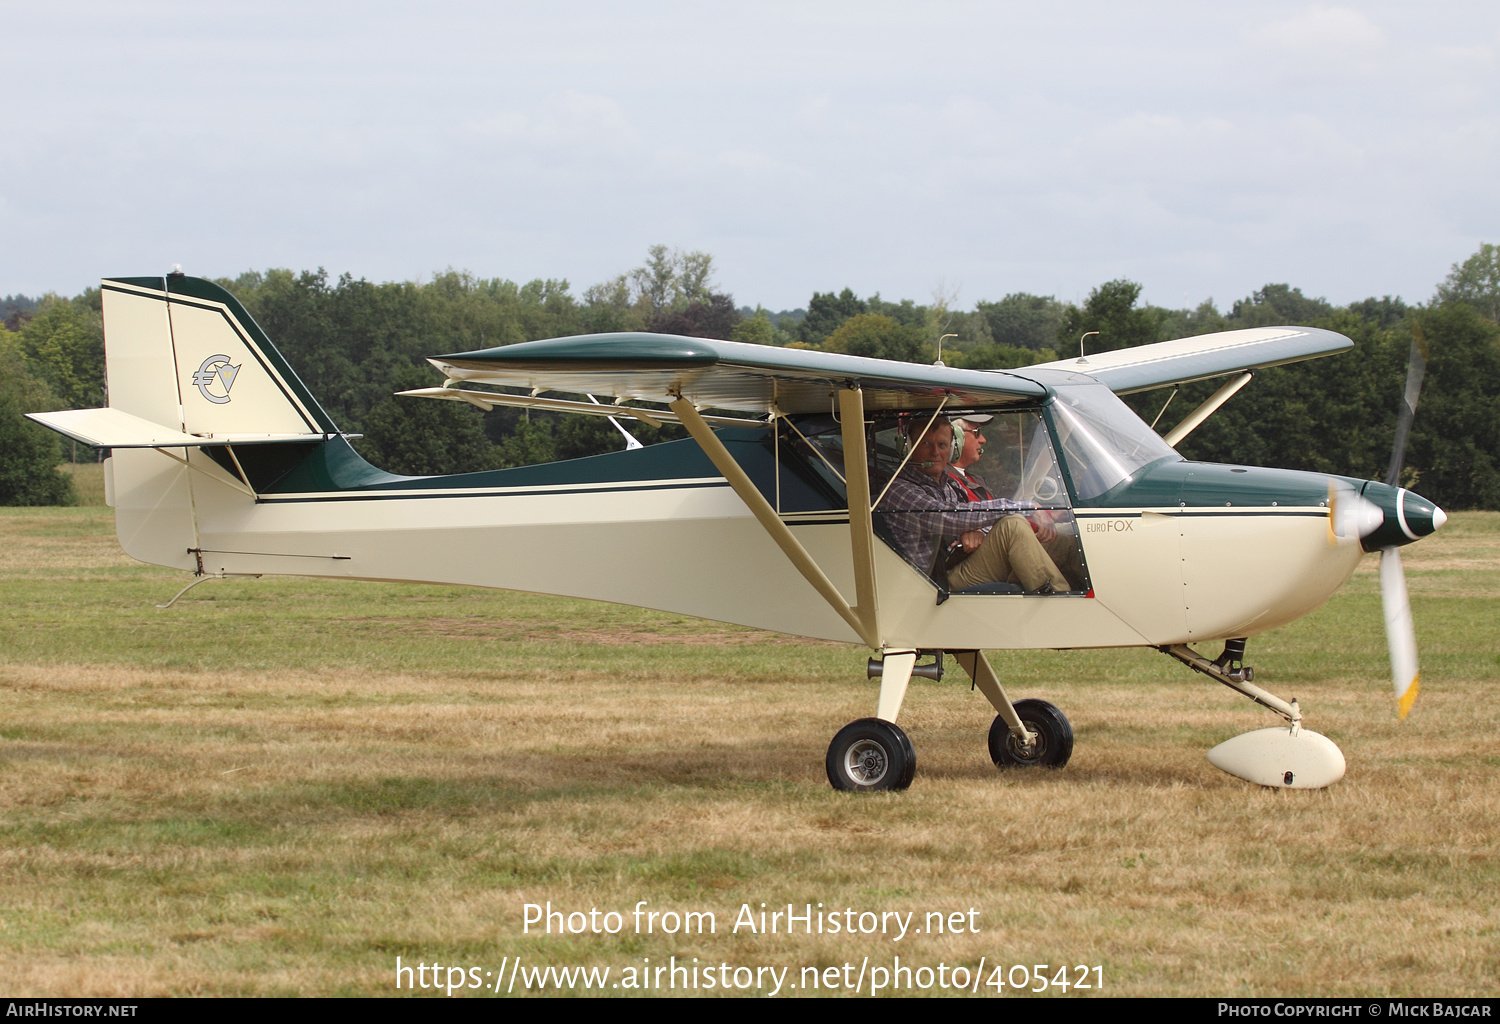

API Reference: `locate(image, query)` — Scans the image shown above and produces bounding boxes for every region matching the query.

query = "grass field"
[1,486,1497,997]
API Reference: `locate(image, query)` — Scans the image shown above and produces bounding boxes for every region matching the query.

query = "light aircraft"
[28,273,1445,792]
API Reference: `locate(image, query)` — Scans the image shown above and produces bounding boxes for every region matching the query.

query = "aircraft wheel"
[989,699,1073,769]
[826,718,916,792]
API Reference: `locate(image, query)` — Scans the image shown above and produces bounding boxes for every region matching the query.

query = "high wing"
[428,333,1046,414]
[1025,326,1352,394]
[423,327,1352,413]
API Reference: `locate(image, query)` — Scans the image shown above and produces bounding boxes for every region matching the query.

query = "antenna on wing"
[934,334,956,367]
[1076,331,1099,364]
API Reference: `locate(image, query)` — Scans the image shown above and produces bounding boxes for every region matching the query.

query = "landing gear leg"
[1160,642,1298,724]
[954,651,1074,771]
[826,649,920,792]
[873,650,917,724]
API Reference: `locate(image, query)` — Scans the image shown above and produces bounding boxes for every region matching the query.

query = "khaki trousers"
[947,515,1071,592]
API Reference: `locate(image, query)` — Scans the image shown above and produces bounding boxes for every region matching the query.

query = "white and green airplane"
[29,274,1444,792]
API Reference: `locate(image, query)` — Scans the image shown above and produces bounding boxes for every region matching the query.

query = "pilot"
[879,417,1070,594]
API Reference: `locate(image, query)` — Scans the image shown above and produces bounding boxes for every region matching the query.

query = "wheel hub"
[845,739,889,785]
[1008,728,1046,762]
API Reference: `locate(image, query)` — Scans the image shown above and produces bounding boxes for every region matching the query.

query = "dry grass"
[0,508,1496,997]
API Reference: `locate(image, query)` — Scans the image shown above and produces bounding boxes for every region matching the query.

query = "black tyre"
[826,718,916,792]
[988,699,1073,769]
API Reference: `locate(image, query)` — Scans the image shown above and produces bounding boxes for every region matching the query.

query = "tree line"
[3,243,1498,509]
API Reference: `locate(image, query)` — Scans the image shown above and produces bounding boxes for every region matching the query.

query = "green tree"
[0,329,75,505]
[581,274,645,333]
[553,415,621,461]
[1155,299,1227,340]
[1435,242,1500,322]
[355,368,501,476]
[952,342,1054,370]
[975,293,1066,351]
[629,245,716,314]
[2,293,38,330]
[17,296,105,409]
[866,293,927,329]
[731,308,777,345]
[823,313,926,362]
[1058,280,1163,354]
[1346,295,1411,330]
[798,288,867,345]
[1226,284,1334,327]
[494,416,557,469]
[1403,301,1500,508]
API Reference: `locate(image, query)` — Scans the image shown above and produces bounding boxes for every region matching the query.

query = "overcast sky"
[4,2,1497,313]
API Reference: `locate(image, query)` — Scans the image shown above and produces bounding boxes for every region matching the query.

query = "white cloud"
[2,3,1499,307]
[1249,5,1388,62]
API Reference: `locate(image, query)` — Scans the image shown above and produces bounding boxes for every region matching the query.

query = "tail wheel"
[989,699,1073,769]
[826,718,916,792]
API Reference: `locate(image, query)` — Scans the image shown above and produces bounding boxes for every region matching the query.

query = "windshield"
[1048,383,1180,500]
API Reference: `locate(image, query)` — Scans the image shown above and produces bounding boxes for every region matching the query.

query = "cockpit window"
[865,409,1087,594]
[776,408,1092,595]
[1048,383,1180,500]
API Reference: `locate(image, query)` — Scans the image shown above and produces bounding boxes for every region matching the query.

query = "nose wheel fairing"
[1206,728,1346,790]
[1162,640,1348,789]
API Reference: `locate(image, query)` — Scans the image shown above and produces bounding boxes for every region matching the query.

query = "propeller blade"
[1380,546,1420,719]
[1384,321,1428,487]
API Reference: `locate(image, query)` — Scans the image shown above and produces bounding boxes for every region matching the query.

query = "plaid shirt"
[875,465,1030,572]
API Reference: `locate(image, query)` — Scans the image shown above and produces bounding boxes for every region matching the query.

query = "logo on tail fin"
[193,354,241,405]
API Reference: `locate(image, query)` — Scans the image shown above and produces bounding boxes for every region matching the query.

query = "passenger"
[945,414,995,500]
[949,413,1086,591]
[879,417,1070,594]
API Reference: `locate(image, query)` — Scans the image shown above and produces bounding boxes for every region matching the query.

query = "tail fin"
[102,275,335,437]
[97,276,337,570]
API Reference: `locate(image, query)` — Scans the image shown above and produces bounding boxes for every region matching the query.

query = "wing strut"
[671,393,881,649]
[1162,372,1252,447]
[838,389,880,642]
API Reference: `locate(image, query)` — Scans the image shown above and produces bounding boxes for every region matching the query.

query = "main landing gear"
[988,698,1074,769]
[824,649,1074,792]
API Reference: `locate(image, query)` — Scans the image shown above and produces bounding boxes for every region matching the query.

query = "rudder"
[99,275,337,570]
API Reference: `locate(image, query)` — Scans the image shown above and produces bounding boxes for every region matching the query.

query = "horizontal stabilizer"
[1031,326,1353,394]
[26,407,332,449]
